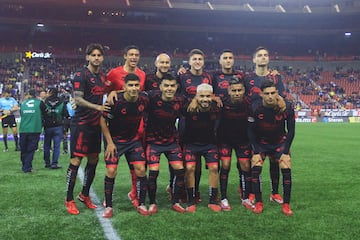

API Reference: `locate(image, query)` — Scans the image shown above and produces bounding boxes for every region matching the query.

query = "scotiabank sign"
[25,51,52,59]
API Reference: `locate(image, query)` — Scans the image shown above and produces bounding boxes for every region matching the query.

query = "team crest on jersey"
[186,78,192,84]
[249,79,255,85]
[76,72,81,77]
[152,82,158,88]
[275,115,283,121]
[138,104,144,112]
[202,78,209,84]
[257,114,264,120]
[90,77,95,83]
[121,108,127,114]
[173,103,180,111]
[219,74,224,79]
[74,82,80,89]
[157,101,163,107]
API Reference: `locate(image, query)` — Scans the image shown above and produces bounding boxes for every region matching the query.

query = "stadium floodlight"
[304,5,312,13]
[207,1,214,10]
[275,4,286,13]
[334,4,340,13]
[166,0,173,9]
[345,32,352,36]
[244,3,254,12]
[37,23,44,27]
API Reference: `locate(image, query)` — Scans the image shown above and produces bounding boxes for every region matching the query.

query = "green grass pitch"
[0,123,359,240]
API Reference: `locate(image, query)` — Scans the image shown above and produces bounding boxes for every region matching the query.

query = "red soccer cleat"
[186,204,196,213]
[102,207,113,218]
[208,203,222,212]
[65,199,80,215]
[253,202,264,214]
[282,203,293,216]
[137,205,150,216]
[270,194,284,204]
[242,198,255,210]
[77,192,97,209]
[220,198,231,211]
[149,204,158,215]
[171,203,186,213]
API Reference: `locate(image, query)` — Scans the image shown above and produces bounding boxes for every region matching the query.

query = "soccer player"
[101,73,150,218]
[245,46,286,204]
[182,83,221,213]
[0,88,20,152]
[178,49,214,203]
[145,73,186,214]
[65,43,109,215]
[248,80,295,216]
[145,53,172,91]
[105,45,146,207]
[213,49,245,200]
[19,89,46,173]
[217,77,253,211]
[213,49,244,98]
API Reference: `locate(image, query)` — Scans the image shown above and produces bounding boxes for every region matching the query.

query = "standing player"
[145,53,172,91]
[178,49,214,203]
[105,45,146,207]
[0,89,20,152]
[248,80,295,216]
[217,77,253,211]
[146,73,186,214]
[65,43,109,215]
[213,49,244,98]
[245,46,286,204]
[101,73,149,218]
[182,83,221,213]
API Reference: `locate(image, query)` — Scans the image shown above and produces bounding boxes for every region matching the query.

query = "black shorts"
[258,142,286,160]
[105,140,146,169]
[183,143,218,168]
[218,143,251,162]
[70,124,101,157]
[1,115,17,128]
[145,142,183,168]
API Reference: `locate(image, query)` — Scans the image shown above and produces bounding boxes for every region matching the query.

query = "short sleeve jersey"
[245,72,286,102]
[249,99,295,152]
[103,92,149,142]
[105,66,146,92]
[218,96,250,144]
[72,67,106,126]
[182,103,220,144]
[145,90,185,145]
[213,70,244,98]
[178,70,213,101]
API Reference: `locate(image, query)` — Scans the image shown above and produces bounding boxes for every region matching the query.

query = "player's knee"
[208,165,219,174]
[171,163,184,170]
[221,160,231,169]
[279,158,291,169]
[240,160,250,172]
[106,168,117,178]
[70,157,81,166]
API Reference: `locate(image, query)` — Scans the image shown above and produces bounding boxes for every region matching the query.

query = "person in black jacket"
[42,86,69,169]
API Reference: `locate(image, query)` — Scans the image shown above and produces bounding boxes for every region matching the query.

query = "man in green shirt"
[19,89,46,173]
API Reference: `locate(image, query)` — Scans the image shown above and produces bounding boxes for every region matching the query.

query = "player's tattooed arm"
[74,90,109,112]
